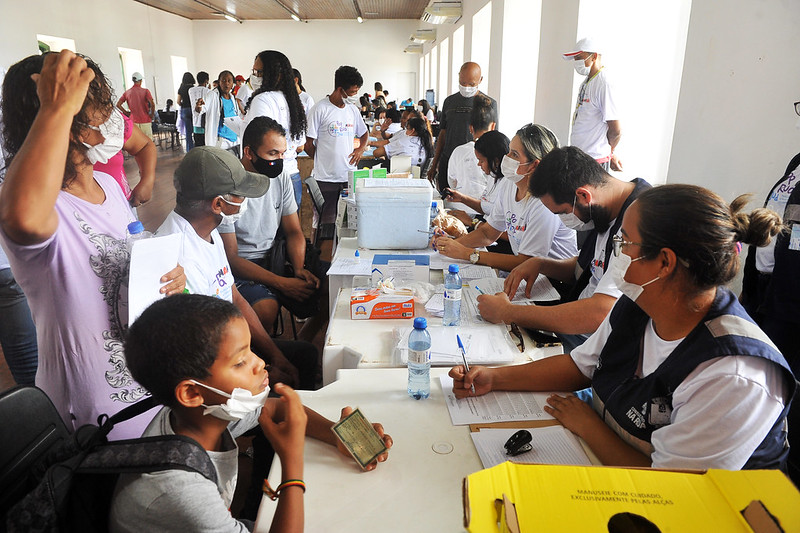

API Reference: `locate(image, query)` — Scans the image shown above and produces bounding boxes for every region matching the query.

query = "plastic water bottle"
[408,317,431,400]
[430,201,438,229]
[125,220,153,253]
[443,264,462,326]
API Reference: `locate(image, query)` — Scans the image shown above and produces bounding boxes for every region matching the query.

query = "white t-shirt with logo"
[306,97,367,183]
[447,141,488,216]
[486,179,577,259]
[570,69,619,160]
[156,211,234,302]
[384,133,427,167]
[577,224,624,301]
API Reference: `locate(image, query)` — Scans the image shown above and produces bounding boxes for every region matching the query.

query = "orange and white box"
[350,288,415,320]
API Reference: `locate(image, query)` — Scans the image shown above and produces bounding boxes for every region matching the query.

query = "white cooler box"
[356,178,433,249]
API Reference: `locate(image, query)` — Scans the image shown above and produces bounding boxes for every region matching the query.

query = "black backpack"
[4,394,217,533]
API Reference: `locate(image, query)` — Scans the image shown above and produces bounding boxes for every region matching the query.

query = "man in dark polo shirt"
[427,61,497,192]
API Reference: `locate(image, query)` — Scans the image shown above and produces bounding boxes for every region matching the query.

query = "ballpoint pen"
[474,286,484,295]
[456,334,476,395]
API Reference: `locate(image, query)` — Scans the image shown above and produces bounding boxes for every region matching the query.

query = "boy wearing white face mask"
[563,37,623,172]
[111,294,393,532]
[427,61,497,192]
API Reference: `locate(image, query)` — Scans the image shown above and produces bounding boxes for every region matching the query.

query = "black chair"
[156,110,179,150]
[304,176,336,245]
[0,386,71,518]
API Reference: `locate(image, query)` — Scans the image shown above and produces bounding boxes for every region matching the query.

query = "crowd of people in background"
[0,34,797,531]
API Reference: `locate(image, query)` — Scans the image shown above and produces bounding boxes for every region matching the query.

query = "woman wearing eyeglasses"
[450,184,795,470]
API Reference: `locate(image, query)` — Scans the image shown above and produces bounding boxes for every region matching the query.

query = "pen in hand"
[456,334,476,395]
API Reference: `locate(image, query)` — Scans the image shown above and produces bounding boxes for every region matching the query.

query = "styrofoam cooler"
[356,178,433,249]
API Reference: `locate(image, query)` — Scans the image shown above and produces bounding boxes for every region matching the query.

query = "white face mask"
[342,90,359,105]
[249,73,262,92]
[191,380,269,422]
[219,196,248,226]
[459,84,479,98]
[557,195,595,231]
[500,155,526,184]
[83,110,125,165]
[573,57,591,76]
[609,252,660,302]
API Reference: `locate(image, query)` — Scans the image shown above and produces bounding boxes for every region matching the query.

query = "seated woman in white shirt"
[418,99,435,123]
[433,124,577,272]
[373,117,433,169]
[449,184,794,471]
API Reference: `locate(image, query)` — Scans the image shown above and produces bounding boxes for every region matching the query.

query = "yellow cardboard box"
[464,462,800,533]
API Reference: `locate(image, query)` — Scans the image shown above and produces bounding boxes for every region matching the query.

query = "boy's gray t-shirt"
[218,168,297,261]
[108,406,260,532]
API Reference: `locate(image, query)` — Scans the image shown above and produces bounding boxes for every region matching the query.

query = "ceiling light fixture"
[191,0,242,23]
[353,0,364,23]
[273,0,303,22]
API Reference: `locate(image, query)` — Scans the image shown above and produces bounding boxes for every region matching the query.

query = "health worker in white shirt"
[433,124,577,272]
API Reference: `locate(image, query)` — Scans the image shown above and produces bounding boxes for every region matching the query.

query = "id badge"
[789,224,800,251]
[646,397,672,427]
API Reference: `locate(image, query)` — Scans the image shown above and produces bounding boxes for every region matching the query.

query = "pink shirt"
[0,173,156,439]
[94,113,134,199]
[120,85,153,124]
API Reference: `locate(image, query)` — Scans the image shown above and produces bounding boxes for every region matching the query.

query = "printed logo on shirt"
[626,403,647,429]
[505,211,527,245]
[590,257,606,282]
[327,121,354,137]
[216,266,229,287]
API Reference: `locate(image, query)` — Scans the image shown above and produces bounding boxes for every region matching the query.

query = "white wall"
[0,0,195,106]
[192,19,420,106]
[668,0,800,203]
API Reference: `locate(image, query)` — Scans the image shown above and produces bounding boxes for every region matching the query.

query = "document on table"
[326,257,374,276]
[394,325,517,366]
[470,426,592,468]
[469,274,560,303]
[440,375,556,425]
[128,233,180,325]
[457,264,496,280]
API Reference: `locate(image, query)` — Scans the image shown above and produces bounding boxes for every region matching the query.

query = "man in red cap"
[563,37,623,172]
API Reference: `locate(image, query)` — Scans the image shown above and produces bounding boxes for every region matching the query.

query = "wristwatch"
[469,250,480,264]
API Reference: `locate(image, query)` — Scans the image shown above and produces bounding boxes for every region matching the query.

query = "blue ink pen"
[474,286,485,295]
[456,334,476,395]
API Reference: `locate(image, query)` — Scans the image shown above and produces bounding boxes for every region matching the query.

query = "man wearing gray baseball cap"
[158,146,317,389]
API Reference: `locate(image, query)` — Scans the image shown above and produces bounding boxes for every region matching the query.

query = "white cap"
[132,72,144,81]
[562,37,602,60]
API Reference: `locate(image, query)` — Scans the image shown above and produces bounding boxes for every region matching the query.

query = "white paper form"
[128,233,181,325]
[440,375,556,425]
[326,257,374,276]
[394,326,516,366]
[469,274,559,303]
[470,426,592,468]
[457,264,496,280]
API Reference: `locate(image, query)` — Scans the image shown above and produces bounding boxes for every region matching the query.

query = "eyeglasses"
[77,121,101,132]
[251,69,263,77]
[795,101,800,117]
[612,234,643,257]
[507,323,525,353]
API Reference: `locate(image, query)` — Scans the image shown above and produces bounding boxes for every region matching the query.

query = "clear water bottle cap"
[431,201,437,208]
[448,264,460,273]
[127,221,145,235]
[413,317,427,329]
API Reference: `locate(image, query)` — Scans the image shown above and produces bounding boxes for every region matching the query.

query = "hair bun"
[730,194,783,247]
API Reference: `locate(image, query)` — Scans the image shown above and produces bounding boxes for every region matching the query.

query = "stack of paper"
[470,427,592,469]
[424,293,445,317]
[469,274,559,303]
[394,325,517,366]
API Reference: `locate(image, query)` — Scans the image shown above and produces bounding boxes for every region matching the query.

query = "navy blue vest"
[566,178,652,302]
[591,288,795,469]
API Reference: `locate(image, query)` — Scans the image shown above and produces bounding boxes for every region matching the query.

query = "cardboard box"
[350,288,415,319]
[463,462,800,533]
[371,254,430,285]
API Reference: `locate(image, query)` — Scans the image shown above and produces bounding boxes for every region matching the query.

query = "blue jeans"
[180,107,194,152]
[0,268,38,385]
[290,172,302,208]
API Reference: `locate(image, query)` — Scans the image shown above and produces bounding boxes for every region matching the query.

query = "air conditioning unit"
[421,1,462,24]
[410,29,437,43]
[404,44,424,54]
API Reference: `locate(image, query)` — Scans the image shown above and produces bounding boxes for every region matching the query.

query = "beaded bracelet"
[263,478,306,501]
